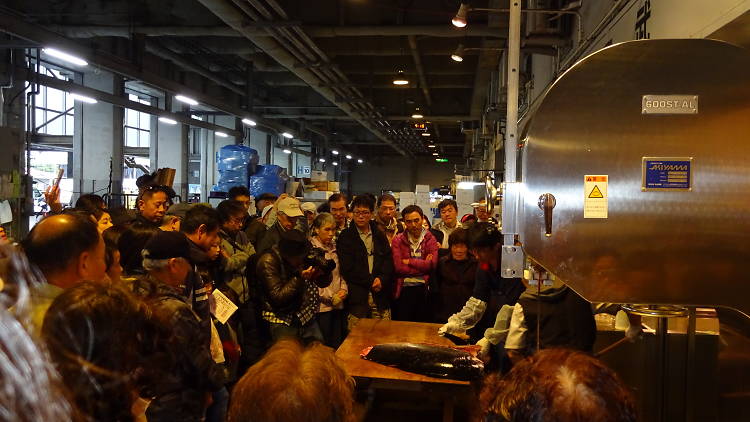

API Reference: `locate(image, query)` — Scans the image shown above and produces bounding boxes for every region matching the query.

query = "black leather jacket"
[255,246,332,325]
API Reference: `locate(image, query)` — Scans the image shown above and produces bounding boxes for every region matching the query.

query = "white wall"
[527,0,750,105]
[349,156,455,194]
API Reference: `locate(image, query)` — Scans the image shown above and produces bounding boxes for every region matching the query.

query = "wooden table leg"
[442,397,454,422]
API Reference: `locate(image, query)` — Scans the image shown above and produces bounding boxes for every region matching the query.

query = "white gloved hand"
[438,321,460,336]
[625,323,642,342]
[476,337,491,361]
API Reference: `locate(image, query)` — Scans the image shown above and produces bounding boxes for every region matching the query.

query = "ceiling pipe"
[144,40,246,95]
[47,24,506,39]
[196,0,407,156]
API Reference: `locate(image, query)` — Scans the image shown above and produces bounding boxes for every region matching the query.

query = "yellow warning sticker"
[588,185,604,198]
[584,175,608,219]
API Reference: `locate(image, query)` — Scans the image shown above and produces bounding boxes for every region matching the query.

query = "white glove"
[625,323,642,342]
[476,337,491,360]
[438,321,461,336]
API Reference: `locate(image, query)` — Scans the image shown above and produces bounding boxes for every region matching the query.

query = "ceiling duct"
[195,0,408,156]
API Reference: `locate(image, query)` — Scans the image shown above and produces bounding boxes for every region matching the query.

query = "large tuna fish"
[360,343,484,381]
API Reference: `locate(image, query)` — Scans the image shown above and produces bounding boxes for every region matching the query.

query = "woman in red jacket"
[391,205,439,322]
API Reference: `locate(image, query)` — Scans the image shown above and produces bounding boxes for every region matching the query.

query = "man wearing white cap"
[256,197,304,254]
[301,202,317,229]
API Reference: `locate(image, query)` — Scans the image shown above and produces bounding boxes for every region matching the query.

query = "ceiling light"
[421,132,431,137]
[428,144,436,148]
[392,69,409,85]
[69,93,97,104]
[332,161,338,166]
[451,44,465,62]
[159,117,178,125]
[175,95,199,106]
[452,3,469,28]
[331,150,339,155]
[190,114,203,121]
[282,132,294,139]
[43,48,88,66]
[411,107,424,119]
[283,148,292,154]
[242,118,257,126]
[215,131,228,138]
[345,154,352,159]
[357,158,364,164]
[319,158,326,163]
[432,152,439,156]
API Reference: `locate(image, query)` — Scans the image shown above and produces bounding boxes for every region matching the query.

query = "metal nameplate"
[641,157,693,191]
[642,95,698,114]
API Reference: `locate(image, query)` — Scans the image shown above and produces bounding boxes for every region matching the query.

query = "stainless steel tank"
[518,39,750,317]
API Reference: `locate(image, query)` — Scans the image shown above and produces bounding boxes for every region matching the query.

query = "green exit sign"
[435,158,448,162]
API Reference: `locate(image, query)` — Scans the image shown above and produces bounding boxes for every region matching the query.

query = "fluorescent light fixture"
[69,93,97,104]
[357,158,364,164]
[421,132,431,137]
[242,118,257,126]
[432,152,439,156]
[332,161,338,166]
[282,148,292,154]
[392,69,409,85]
[428,144,436,148]
[282,132,294,139]
[190,114,203,121]
[411,113,424,119]
[319,158,326,163]
[175,95,199,106]
[345,154,352,159]
[159,117,178,125]
[452,3,469,28]
[451,44,465,62]
[43,48,88,66]
[215,131,228,138]
[457,181,483,189]
[331,150,339,155]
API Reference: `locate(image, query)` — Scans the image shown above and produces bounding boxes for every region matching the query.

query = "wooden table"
[336,319,474,421]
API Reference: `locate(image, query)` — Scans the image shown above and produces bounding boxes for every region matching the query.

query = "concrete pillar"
[74,69,124,203]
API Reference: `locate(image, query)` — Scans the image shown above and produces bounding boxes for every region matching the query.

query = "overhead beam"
[47,24,506,39]
[16,67,243,138]
[0,13,293,135]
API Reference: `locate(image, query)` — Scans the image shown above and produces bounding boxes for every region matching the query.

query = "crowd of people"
[0,182,638,422]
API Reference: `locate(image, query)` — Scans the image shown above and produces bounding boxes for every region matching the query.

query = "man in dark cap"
[134,231,224,422]
[255,229,332,342]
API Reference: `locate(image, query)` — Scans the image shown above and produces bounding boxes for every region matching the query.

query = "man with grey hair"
[133,231,224,422]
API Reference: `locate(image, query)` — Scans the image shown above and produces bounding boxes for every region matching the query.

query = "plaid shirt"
[262,276,320,326]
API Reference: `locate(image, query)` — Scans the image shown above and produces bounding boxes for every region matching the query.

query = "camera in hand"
[304,247,336,275]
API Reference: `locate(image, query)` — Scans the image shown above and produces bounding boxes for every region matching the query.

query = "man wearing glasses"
[337,195,394,329]
[327,193,349,236]
[374,193,405,245]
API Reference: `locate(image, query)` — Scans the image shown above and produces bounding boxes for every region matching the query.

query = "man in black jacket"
[256,229,332,342]
[337,195,394,328]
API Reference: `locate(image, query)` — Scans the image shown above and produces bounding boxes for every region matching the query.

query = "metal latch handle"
[537,193,556,237]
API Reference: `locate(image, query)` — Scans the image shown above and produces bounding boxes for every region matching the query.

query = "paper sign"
[0,200,12,224]
[210,289,238,324]
[584,175,608,219]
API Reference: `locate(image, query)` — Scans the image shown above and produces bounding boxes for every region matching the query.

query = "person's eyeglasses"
[353,210,371,216]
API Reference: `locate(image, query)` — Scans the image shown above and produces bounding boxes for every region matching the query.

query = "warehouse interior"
[1,0,750,421]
